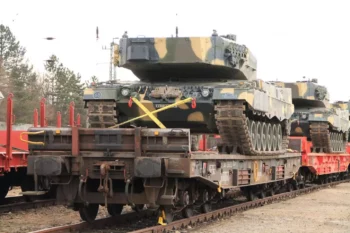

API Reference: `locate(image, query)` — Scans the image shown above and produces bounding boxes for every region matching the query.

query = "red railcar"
[0,94,31,202]
[289,136,350,182]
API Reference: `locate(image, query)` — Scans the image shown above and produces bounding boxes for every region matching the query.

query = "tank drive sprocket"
[214,100,289,156]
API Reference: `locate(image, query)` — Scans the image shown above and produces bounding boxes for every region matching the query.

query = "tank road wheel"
[276,124,283,150]
[259,191,266,199]
[330,133,334,151]
[201,203,212,213]
[335,133,339,152]
[266,123,272,151]
[336,133,341,152]
[286,183,293,192]
[182,206,194,218]
[249,120,257,150]
[79,203,99,223]
[247,189,258,201]
[271,124,277,151]
[256,122,262,151]
[107,204,124,216]
[334,133,338,152]
[261,122,267,151]
[338,134,343,151]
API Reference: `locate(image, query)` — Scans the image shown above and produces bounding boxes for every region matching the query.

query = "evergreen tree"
[0,24,40,123]
[43,55,86,126]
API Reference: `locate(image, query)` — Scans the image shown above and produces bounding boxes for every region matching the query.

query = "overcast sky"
[1,0,349,102]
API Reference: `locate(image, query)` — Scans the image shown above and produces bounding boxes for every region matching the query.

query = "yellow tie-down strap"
[109,97,193,128]
[20,131,45,145]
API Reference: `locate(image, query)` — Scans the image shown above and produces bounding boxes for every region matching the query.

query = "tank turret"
[115,31,257,82]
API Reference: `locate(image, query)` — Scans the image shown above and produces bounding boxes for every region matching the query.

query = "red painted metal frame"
[0,94,28,174]
[290,136,350,175]
[0,95,82,174]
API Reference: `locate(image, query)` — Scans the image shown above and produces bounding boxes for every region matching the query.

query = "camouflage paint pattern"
[212,80,294,121]
[84,80,221,133]
[83,78,294,135]
[116,33,257,81]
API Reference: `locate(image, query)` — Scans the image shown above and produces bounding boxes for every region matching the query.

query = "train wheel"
[79,204,99,223]
[247,189,257,201]
[323,177,328,184]
[268,189,275,196]
[287,183,293,192]
[259,191,266,199]
[292,181,299,190]
[201,203,212,213]
[319,178,324,184]
[182,206,194,218]
[107,204,123,216]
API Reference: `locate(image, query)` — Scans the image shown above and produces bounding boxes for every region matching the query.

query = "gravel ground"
[2,183,350,233]
[0,202,132,233]
[189,183,350,233]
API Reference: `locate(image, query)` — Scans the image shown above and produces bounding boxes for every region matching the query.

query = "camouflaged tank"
[84,30,294,156]
[275,79,350,153]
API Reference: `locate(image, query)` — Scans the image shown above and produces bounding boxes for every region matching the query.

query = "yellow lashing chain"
[109,97,193,128]
[20,131,45,145]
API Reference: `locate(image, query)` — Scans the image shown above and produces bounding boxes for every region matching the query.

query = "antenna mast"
[109,41,114,81]
[175,13,178,37]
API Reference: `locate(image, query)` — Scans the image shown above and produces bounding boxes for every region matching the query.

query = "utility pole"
[109,41,114,81]
[103,37,119,81]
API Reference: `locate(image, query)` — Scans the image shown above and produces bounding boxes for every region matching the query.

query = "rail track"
[28,178,350,233]
[0,196,57,214]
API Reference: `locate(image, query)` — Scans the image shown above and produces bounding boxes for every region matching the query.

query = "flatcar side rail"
[27,127,191,155]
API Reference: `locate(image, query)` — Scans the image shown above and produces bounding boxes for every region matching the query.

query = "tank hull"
[84,79,294,156]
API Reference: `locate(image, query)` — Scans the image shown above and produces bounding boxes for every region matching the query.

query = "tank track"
[214,100,289,156]
[309,122,348,153]
[87,101,118,128]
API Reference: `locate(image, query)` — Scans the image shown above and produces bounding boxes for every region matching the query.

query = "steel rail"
[28,179,349,233]
[130,180,350,233]
[0,199,57,214]
[28,209,157,233]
